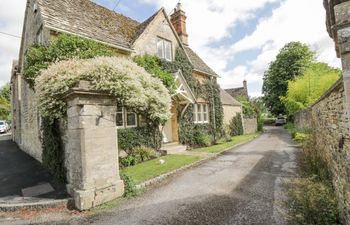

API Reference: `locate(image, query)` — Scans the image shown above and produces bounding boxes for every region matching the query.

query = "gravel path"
[86,126,298,225]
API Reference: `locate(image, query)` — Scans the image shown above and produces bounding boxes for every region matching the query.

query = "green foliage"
[263,42,315,116]
[41,118,66,182]
[286,177,340,225]
[281,63,341,116]
[293,132,310,143]
[134,55,176,94]
[133,146,157,162]
[0,84,11,120]
[160,48,224,145]
[120,155,141,168]
[203,79,224,140]
[118,126,162,152]
[120,172,139,198]
[195,133,212,147]
[229,113,244,136]
[24,33,114,88]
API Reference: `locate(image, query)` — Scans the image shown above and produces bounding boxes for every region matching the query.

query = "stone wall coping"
[295,78,343,115]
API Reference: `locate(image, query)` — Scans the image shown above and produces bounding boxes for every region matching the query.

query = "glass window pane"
[193,104,197,122]
[157,39,164,58]
[116,112,124,127]
[197,105,202,122]
[127,113,137,127]
[165,41,172,61]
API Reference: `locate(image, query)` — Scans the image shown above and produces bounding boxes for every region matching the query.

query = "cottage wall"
[12,0,50,161]
[133,12,180,60]
[222,105,241,125]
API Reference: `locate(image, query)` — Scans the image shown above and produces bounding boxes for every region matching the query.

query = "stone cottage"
[10,0,243,209]
[225,80,249,100]
[12,0,226,156]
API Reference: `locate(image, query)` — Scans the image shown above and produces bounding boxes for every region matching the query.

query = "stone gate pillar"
[63,81,124,210]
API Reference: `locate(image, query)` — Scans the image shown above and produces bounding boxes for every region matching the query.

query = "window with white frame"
[116,106,137,128]
[157,38,172,61]
[193,104,209,124]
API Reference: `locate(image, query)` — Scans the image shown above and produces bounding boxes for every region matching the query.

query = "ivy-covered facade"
[11,0,226,181]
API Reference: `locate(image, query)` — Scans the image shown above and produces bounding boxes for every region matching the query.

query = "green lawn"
[193,133,260,154]
[122,154,202,184]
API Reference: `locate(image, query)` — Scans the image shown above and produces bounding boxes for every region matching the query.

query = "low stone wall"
[243,118,257,134]
[294,79,350,223]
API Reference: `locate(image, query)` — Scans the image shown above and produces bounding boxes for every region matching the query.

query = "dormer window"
[157,38,172,61]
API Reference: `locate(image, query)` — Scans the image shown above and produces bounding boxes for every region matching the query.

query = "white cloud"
[0,0,25,87]
[140,0,340,97]
[0,0,340,96]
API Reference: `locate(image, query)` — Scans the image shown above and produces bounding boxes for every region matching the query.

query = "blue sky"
[0,0,341,96]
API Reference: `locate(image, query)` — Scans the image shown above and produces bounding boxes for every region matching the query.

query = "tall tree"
[262,42,315,116]
[0,84,11,120]
[281,62,341,116]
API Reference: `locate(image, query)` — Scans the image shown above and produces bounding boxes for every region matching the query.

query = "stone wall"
[243,118,257,134]
[294,79,350,223]
[294,107,312,129]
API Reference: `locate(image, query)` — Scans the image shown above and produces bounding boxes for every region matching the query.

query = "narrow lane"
[91,126,298,225]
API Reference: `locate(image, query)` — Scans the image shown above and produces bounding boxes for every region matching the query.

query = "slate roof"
[37,0,218,76]
[220,89,241,106]
[38,0,140,49]
[184,46,218,77]
[225,87,249,100]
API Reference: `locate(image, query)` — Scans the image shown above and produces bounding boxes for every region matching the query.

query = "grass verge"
[193,133,260,154]
[122,154,201,184]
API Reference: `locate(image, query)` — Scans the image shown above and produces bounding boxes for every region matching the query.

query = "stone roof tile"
[38,0,140,49]
[184,46,218,77]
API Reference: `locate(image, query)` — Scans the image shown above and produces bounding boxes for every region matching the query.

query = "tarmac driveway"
[0,134,67,203]
[88,126,298,225]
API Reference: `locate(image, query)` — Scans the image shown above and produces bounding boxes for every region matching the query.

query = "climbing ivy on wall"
[24,33,114,88]
[41,117,66,182]
[160,48,224,145]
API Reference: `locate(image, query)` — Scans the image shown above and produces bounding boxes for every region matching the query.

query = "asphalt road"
[85,126,298,225]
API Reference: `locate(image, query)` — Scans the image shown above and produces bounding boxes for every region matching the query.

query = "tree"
[0,84,11,120]
[281,62,341,116]
[262,42,315,116]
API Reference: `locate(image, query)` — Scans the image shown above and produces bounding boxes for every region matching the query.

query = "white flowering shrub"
[35,56,172,124]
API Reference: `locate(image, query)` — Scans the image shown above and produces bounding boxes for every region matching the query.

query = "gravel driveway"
[86,126,298,225]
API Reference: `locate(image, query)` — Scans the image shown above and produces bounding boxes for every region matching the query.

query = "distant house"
[220,89,242,126]
[11,0,244,159]
[225,80,249,100]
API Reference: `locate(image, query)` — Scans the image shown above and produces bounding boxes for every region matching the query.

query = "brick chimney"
[170,2,189,45]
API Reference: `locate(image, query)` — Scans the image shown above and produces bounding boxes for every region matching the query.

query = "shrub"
[120,155,141,168]
[118,127,162,152]
[286,177,340,225]
[293,132,310,143]
[120,172,139,198]
[229,113,243,136]
[133,146,157,162]
[35,56,172,124]
[223,125,233,142]
[195,133,212,147]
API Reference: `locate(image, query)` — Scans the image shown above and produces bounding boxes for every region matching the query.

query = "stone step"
[161,142,187,154]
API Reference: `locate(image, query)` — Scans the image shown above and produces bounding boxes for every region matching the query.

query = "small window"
[116,106,124,127]
[116,106,137,128]
[157,38,172,61]
[193,104,209,124]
